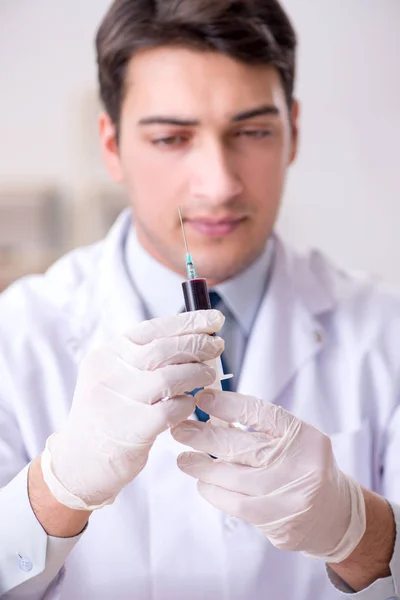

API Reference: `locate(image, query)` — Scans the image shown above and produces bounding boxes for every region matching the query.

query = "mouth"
[185,216,247,237]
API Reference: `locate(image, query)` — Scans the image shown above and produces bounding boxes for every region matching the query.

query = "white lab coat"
[1,209,400,600]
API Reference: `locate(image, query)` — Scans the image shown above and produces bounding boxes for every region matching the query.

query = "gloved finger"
[197,481,300,531]
[102,362,217,405]
[110,333,224,370]
[130,395,198,440]
[155,394,198,428]
[196,389,294,437]
[126,310,224,345]
[196,480,254,521]
[177,451,267,496]
[171,420,279,467]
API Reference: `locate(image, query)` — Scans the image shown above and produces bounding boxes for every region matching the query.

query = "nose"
[189,139,243,205]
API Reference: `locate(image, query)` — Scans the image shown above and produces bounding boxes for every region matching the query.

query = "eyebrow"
[231,104,280,122]
[138,116,200,126]
[138,104,280,127]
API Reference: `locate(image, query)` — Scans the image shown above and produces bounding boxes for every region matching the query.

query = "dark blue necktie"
[194,291,231,422]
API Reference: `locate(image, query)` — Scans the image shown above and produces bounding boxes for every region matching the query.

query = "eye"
[236,130,272,139]
[152,135,188,147]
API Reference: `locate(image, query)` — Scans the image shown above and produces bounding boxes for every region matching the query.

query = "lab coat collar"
[64,210,144,360]
[96,210,146,341]
[68,210,336,403]
[236,237,332,401]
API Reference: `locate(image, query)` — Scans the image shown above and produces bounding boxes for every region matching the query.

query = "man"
[1,1,399,598]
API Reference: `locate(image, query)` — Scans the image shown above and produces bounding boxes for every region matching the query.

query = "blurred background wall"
[0,0,399,290]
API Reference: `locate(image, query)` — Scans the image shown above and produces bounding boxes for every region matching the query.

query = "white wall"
[279,0,400,283]
[0,0,112,192]
[1,1,400,281]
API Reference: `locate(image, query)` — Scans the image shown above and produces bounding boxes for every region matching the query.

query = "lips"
[186,217,245,237]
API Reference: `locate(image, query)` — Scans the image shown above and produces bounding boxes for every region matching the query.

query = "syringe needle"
[178,206,198,279]
[178,206,189,254]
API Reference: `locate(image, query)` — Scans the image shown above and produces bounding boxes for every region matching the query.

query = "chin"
[195,251,258,284]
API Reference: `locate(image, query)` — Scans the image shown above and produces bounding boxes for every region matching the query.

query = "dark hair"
[96,0,297,132]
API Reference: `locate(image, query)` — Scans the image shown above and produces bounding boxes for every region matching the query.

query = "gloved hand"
[172,389,366,563]
[41,310,224,511]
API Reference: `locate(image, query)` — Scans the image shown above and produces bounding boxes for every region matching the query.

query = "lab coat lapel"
[237,237,333,404]
[66,210,146,361]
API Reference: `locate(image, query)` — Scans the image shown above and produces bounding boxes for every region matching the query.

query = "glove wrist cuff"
[304,475,367,563]
[41,433,116,511]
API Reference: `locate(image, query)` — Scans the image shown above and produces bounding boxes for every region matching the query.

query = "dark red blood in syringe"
[182,278,211,312]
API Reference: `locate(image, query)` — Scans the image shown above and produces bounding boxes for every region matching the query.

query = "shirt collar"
[214,241,274,334]
[125,227,274,335]
[125,231,186,319]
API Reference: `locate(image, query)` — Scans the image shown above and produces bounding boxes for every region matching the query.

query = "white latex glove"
[41,310,225,511]
[172,389,366,563]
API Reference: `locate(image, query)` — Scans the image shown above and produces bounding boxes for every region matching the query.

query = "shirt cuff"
[0,464,85,598]
[326,501,400,599]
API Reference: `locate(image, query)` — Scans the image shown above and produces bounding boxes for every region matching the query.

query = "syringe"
[178,207,233,391]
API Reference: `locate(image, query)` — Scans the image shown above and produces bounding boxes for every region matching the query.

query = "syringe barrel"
[182,276,222,384]
[182,277,233,430]
[182,278,211,311]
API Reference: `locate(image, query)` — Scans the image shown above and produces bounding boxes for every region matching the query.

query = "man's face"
[100,46,299,284]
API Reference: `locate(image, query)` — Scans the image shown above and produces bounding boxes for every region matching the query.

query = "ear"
[288,99,300,165]
[99,112,123,182]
